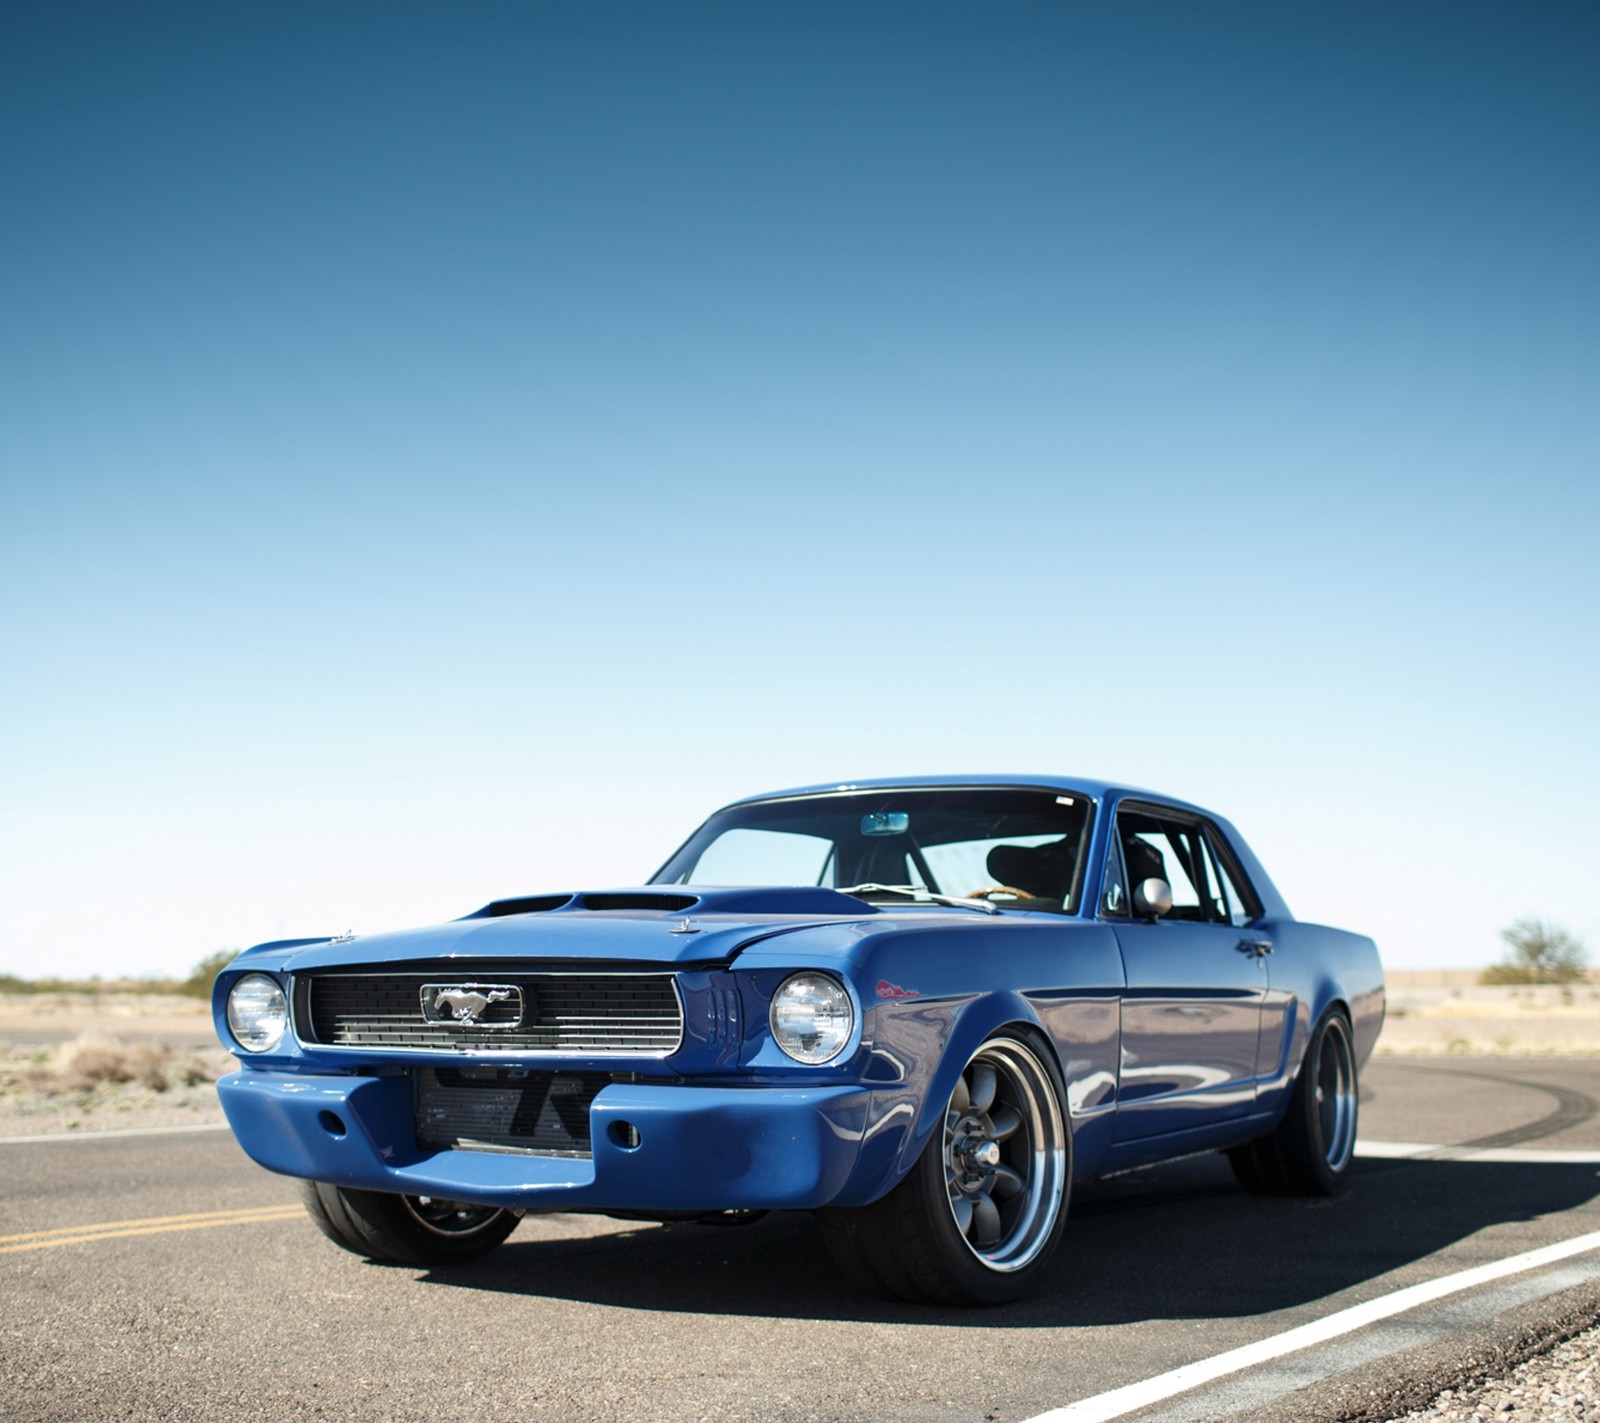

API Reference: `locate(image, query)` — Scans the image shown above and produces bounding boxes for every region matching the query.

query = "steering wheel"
[965,885,1036,902]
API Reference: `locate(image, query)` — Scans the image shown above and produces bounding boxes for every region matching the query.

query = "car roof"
[723,774,1211,817]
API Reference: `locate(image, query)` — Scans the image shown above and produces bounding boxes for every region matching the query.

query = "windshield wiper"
[836,883,999,915]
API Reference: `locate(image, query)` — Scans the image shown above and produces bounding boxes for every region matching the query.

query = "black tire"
[1228,1008,1358,1197]
[299,1181,518,1265]
[819,1030,1071,1306]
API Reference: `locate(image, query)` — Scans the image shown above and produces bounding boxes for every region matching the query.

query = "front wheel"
[1229,1008,1358,1196]
[300,1181,518,1265]
[819,1031,1071,1305]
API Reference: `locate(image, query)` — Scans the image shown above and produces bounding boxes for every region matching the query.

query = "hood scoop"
[468,886,874,920]
[580,892,700,913]
[669,887,877,916]
[477,894,576,918]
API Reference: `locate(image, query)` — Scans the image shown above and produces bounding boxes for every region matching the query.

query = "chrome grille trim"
[298,970,684,1056]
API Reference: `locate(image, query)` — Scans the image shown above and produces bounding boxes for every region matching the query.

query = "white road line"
[0,1122,231,1145]
[1357,1139,1600,1164]
[1021,1230,1600,1423]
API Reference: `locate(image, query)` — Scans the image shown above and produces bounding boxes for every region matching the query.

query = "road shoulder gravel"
[1223,1278,1600,1423]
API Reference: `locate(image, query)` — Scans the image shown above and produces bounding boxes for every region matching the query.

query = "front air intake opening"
[415,1066,613,1157]
[577,893,698,913]
[478,894,575,918]
[608,1119,641,1150]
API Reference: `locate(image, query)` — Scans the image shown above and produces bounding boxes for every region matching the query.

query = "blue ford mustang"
[215,776,1384,1304]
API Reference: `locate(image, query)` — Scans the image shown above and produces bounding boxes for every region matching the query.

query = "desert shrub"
[1481,918,1589,986]
[0,975,104,994]
[51,1036,171,1091]
[181,949,238,999]
[0,974,192,994]
[25,1035,229,1096]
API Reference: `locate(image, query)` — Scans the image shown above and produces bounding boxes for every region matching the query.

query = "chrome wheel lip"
[1316,1017,1358,1172]
[941,1038,1067,1273]
[399,1195,508,1240]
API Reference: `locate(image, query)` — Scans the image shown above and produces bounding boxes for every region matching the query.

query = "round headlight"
[770,972,853,1065]
[227,973,288,1054]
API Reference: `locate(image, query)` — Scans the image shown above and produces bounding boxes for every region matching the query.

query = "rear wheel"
[819,1031,1070,1305]
[300,1181,518,1264]
[1228,1008,1357,1196]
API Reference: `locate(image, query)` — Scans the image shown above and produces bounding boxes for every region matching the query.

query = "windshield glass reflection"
[652,787,1093,914]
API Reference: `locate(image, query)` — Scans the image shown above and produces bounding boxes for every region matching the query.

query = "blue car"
[215,776,1384,1304]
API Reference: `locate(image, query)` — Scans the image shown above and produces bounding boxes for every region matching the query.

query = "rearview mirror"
[860,812,909,837]
[1133,878,1173,918]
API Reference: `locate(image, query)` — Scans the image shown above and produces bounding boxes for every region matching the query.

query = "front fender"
[735,916,1125,1206]
[838,989,1049,1207]
[909,990,1049,1150]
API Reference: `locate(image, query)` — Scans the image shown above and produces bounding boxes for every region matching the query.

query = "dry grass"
[0,988,216,1024]
[0,1034,232,1100]
[1377,981,1600,1056]
[0,1030,234,1135]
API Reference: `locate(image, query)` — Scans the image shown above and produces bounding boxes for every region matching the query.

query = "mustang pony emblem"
[420,983,523,1028]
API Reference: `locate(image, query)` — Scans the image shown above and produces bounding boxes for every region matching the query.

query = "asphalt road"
[2,1058,1597,1423]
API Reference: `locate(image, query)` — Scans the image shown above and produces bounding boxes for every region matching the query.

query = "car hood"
[267,887,881,971]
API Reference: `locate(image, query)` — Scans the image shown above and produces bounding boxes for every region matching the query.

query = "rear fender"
[1257,923,1384,1122]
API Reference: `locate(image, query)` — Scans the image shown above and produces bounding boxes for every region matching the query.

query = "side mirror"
[1133,878,1173,918]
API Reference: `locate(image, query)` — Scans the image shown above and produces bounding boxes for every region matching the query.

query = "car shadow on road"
[411,1151,1600,1326]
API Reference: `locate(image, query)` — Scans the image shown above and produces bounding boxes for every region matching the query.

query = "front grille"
[415,1066,609,1156]
[300,971,683,1054]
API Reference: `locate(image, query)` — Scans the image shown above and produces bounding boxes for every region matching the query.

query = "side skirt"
[1097,1111,1279,1177]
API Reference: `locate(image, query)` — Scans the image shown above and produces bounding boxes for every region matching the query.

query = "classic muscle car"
[214,776,1384,1304]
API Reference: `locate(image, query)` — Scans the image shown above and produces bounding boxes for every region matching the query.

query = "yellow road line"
[0,1205,304,1255]
[0,1204,303,1244]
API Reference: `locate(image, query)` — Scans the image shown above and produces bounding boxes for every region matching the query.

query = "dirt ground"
[0,992,229,1136]
[0,990,218,1047]
[1378,978,1600,1056]
[1,975,1595,1138]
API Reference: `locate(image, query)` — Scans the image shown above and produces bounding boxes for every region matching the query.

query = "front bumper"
[218,1070,876,1212]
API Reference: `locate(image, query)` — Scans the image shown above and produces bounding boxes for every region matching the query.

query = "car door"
[1104,804,1269,1141]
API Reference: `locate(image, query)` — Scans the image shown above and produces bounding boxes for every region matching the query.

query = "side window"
[1145,828,1202,920]
[1100,836,1129,916]
[1204,827,1260,926]
[1195,836,1232,924]
[1116,808,1210,922]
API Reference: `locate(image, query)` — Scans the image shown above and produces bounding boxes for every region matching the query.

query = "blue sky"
[2,2,1596,978]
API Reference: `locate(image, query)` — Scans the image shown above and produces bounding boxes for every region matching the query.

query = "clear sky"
[2,2,1596,979]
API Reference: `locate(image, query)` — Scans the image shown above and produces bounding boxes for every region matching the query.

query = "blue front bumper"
[218,1071,877,1212]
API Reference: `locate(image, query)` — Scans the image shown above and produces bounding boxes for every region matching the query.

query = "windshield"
[651,786,1093,914]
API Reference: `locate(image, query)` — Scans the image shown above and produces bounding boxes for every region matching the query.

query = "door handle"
[1236,939,1273,958]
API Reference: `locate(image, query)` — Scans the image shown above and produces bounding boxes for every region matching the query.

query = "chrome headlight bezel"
[226,972,289,1054]
[769,971,854,1065]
